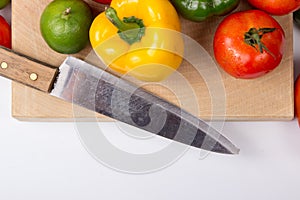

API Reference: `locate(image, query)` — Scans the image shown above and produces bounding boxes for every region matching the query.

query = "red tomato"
[93,0,111,4]
[247,0,300,15]
[213,10,285,79]
[295,75,300,126]
[0,15,11,49]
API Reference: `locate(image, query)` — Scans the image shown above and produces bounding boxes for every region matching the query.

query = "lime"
[0,0,10,9]
[40,0,93,54]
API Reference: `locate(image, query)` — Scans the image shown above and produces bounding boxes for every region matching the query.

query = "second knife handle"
[0,46,58,93]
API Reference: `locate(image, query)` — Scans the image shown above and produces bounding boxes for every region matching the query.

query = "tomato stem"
[105,7,145,45]
[244,28,276,58]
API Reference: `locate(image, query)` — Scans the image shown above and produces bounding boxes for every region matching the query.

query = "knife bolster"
[0,46,58,93]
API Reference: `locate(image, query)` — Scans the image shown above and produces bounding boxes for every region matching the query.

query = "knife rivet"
[29,73,38,81]
[1,62,8,69]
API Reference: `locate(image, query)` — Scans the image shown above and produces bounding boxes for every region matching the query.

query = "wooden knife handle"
[0,46,58,93]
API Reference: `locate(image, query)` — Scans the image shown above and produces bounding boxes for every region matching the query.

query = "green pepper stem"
[105,7,145,45]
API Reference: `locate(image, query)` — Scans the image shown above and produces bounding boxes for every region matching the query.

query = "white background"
[1,3,300,200]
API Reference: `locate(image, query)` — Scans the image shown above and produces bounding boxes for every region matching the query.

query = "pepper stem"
[105,7,145,45]
[244,28,276,58]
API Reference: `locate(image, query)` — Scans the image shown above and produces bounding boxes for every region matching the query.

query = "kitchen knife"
[0,46,239,154]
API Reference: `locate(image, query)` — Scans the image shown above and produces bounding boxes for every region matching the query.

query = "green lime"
[0,0,10,9]
[40,0,93,54]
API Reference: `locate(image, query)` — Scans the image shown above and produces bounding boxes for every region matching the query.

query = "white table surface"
[1,4,300,200]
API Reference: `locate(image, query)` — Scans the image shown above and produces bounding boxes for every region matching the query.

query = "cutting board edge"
[12,117,294,122]
[11,113,295,122]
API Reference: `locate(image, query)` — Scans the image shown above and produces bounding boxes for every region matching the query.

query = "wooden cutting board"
[11,0,294,121]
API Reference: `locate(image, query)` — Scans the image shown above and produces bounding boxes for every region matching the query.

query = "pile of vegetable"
[37,0,300,125]
[37,0,300,81]
[1,0,300,124]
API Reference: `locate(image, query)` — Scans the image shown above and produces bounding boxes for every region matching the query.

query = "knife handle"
[0,46,58,93]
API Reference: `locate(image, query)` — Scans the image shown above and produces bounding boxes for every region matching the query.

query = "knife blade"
[0,46,239,154]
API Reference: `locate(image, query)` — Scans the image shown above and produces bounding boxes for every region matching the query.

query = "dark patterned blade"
[51,57,239,154]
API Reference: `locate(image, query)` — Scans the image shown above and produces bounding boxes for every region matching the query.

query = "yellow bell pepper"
[89,0,183,82]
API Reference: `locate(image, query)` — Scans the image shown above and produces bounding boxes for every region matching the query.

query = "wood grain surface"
[11,0,294,121]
